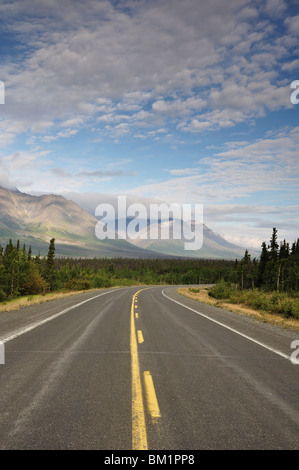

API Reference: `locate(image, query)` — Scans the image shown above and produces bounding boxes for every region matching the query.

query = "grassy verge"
[177,284,299,333]
[0,288,109,313]
[0,281,146,313]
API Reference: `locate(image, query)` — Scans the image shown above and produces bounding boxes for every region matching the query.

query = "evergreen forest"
[0,229,298,317]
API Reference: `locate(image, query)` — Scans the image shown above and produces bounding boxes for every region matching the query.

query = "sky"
[0,0,298,250]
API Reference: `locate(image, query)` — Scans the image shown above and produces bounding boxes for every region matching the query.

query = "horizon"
[0,184,296,256]
[0,0,298,251]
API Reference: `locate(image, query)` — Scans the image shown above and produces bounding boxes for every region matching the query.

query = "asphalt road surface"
[0,286,298,450]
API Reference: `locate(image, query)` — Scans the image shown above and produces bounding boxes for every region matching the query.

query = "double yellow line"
[130,289,160,450]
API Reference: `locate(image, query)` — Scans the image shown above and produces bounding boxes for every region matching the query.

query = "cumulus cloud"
[0,0,295,143]
[125,126,299,207]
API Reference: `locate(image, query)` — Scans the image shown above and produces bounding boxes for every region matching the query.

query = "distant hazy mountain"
[0,186,251,259]
[127,219,250,259]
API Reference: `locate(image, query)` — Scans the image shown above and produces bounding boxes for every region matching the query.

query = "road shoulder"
[177,286,299,333]
[0,288,123,342]
[163,286,298,360]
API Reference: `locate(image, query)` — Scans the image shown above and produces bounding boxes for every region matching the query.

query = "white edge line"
[1,288,121,344]
[162,288,291,362]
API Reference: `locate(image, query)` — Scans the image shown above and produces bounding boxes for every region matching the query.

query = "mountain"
[127,220,252,259]
[0,186,163,258]
[0,186,253,259]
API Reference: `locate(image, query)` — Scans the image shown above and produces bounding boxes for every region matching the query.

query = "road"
[0,286,298,450]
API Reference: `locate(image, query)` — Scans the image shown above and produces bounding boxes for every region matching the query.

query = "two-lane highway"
[0,286,298,449]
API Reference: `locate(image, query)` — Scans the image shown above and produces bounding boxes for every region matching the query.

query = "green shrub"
[64,278,92,291]
[22,272,48,295]
[275,297,299,319]
[251,291,269,310]
[92,275,113,288]
[208,284,299,320]
[208,280,236,300]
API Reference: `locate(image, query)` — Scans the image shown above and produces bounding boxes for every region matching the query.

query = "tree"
[277,240,290,291]
[23,263,48,295]
[27,245,32,262]
[238,249,253,289]
[269,227,279,262]
[44,238,56,291]
[47,238,55,270]
[262,228,280,290]
[3,240,19,296]
[258,242,269,287]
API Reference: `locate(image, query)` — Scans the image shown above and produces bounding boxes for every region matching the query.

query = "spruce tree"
[47,238,55,271]
[27,245,32,262]
[269,227,279,262]
[258,241,268,287]
[4,240,18,296]
[263,228,280,290]
[44,238,56,291]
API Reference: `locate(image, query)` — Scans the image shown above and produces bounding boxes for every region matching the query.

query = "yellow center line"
[137,330,144,344]
[143,371,161,424]
[130,289,148,450]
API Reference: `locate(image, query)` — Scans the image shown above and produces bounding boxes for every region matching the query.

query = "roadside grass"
[177,285,299,333]
[0,281,148,313]
[0,289,104,313]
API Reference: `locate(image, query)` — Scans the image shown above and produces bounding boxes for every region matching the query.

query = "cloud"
[60,191,167,217]
[51,168,72,178]
[61,115,85,127]
[51,168,136,179]
[77,169,136,178]
[285,14,299,36]
[57,129,79,138]
[180,119,212,132]
[204,202,299,249]
[152,97,206,116]
[169,168,199,176]
[0,0,295,145]
[0,166,16,190]
[124,126,299,207]
[281,58,299,71]
[0,149,53,189]
[262,0,287,18]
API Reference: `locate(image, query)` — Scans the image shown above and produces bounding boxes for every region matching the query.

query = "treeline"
[233,228,299,291]
[207,228,299,320]
[0,237,234,300]
[0,238,54,301]
[0,228,298,302]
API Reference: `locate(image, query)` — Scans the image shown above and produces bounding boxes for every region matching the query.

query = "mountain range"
[129,220,249,259]
[0,186,250,259]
